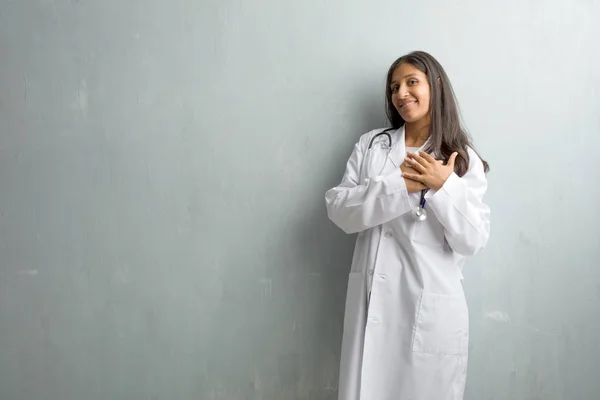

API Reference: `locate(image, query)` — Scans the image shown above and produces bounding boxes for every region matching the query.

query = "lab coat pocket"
[412,293,469,356]
[343,273,366,334]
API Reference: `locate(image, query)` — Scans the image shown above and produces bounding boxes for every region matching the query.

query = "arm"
[424,149,490,256]
[325,137,415,234]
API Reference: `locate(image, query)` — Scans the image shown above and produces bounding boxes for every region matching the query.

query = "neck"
[404,120,430,148]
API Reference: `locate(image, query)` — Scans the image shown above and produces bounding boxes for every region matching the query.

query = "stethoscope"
[368,129,393,150]
[368,129,428,221]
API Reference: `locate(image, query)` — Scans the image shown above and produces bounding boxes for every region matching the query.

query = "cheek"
[417,91,431,110]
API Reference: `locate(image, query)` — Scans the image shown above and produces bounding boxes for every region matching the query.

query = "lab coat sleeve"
[325,138,413,234]
[424,148,490,256]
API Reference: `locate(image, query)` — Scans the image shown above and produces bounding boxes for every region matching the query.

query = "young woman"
[325,51,491,400]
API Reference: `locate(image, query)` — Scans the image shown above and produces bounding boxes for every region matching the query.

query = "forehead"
[391,63,427,81]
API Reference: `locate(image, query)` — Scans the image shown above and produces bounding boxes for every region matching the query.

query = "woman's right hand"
[400,162,427,193]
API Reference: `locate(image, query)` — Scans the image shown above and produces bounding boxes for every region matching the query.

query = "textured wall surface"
[1,1,599,399]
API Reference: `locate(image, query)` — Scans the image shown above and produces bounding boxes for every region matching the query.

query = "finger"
[400,165,419,174]
[404,157,427,172]
[448,152,458,167]
[402,172,425,182]
[407,152,429,168]
[419,151,438,164]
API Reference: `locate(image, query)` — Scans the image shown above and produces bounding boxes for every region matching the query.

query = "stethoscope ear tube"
[368,130,393,150]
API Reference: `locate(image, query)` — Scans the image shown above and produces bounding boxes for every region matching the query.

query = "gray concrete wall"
[1,0,599,399]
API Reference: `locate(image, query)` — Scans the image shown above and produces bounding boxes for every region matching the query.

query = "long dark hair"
[385,51,489,176]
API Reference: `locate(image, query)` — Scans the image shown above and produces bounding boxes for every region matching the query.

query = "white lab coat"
[325,126,490,400]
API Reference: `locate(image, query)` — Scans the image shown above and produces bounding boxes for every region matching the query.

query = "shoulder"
[464,146,487,178]
[465,146,478,162]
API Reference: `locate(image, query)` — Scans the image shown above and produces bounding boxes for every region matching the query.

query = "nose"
[394,85,409,100]
[400,86,410,98]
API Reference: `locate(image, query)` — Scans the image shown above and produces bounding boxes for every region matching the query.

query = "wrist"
[433,172,454,191]
[430,179,444,191]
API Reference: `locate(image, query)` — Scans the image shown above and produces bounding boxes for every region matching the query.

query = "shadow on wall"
[247,95,386,399]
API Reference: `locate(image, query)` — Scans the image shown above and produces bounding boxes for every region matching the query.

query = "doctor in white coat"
[325,51,491,400]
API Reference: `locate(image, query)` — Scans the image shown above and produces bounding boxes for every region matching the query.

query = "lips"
[400,100,417,108]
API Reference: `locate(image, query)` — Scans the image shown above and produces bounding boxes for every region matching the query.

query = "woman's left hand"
[402,151,458,191]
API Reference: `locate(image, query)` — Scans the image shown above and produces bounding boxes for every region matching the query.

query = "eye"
[390,86,399,93]
[408,79,418,86]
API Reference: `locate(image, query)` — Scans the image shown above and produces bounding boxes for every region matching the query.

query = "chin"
[400,114,420,123]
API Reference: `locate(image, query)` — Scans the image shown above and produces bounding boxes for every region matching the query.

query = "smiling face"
[389,63,432,125]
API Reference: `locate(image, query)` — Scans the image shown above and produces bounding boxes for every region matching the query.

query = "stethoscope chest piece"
[411,206,427,221]
[411,191,428,221]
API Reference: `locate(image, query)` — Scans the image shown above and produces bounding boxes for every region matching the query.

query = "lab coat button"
[379,274,386,280]
[364,178,370,184]
[384,231,393,238]
[368,270,374,275]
